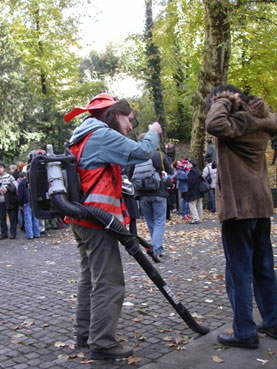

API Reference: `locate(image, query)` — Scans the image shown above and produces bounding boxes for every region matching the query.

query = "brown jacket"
[206,92,277,222]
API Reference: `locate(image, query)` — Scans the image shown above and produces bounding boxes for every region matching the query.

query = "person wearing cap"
[65,94,162,360]
[0,162,18,239]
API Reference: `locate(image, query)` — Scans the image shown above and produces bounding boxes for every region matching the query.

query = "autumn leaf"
[127,356,142,365]
[132,315,142,322]
[212,355,224,363]
[163,336,173,341]
[11,340,23,344]
[68,353,85,359]
[157,328,172,333]
[267,348,275,356]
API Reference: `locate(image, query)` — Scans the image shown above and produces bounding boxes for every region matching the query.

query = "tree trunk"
[145,0,167,147]
[190,0,231,167]
[35,9,47,96]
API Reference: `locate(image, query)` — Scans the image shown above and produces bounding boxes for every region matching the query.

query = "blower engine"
[27,144,210,336]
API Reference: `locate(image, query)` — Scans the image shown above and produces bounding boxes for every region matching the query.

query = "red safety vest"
[69,131,130,229]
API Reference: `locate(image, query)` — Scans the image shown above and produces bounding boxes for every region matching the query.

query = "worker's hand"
[148,122,162,135]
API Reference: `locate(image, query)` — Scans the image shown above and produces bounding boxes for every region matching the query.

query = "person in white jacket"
[202,158,217,213]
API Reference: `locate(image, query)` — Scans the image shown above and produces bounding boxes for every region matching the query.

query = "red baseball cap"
[64,93,117,122]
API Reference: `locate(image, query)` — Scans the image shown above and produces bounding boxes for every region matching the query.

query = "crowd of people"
[0,161,67,241]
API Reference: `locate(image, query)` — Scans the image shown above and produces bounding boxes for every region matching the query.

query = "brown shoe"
[90,344,133,360]
[9,235,16,239]
[0,234,7,240]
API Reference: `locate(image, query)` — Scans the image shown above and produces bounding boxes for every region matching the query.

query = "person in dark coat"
[186,160,203,224]
[206,84,277,349]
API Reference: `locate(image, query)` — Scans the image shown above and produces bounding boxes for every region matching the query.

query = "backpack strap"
[69,126,111,204]
[159,147,165,172]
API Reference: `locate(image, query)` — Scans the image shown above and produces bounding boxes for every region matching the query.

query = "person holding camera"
[206,84,277,348]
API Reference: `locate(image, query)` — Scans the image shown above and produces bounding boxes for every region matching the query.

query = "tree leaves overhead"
[0,21,29,158]
[1,0,277,161]
[6,0,82,103]
[229,1,277,108]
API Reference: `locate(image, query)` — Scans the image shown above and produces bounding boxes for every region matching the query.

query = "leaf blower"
[27,145,210,336]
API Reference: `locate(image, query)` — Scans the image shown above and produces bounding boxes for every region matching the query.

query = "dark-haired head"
[100,100,132,132]
[205,84,250,113]
[188,159,197,167]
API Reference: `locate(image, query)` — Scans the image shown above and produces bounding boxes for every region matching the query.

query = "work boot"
[257,324,277,339]
[217,332,259,349]
[152,253,161,263]
[90,343,133,360]
[76,335,89,348]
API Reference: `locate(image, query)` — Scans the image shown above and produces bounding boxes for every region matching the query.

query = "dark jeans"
[208,188,216,212]
[222,218,277,339]
[0,202,17,236]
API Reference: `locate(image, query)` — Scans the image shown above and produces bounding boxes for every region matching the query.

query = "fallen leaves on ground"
[127,356,142,365]
[212,355,224,363]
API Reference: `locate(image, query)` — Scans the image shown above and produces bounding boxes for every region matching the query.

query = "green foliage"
[228,2,277,110]
[80,46,119,81]
[6,0,82,103]
[0,0,101,160]
[1,0,277,162]
[0,21,30,160]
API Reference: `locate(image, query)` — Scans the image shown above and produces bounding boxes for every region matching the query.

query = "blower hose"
[51,193,210,335]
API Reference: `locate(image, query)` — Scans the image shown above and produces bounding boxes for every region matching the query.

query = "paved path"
[0,211,276,368]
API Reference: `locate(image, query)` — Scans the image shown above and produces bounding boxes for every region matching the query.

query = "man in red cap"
[65,94,162,360]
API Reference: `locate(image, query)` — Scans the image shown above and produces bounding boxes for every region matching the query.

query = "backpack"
[198,176,210,194]
[131,159,161,191]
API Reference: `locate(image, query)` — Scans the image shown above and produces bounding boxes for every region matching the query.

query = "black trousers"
[0,202,17,236]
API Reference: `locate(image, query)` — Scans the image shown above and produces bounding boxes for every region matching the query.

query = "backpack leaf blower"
[27,145,210,336]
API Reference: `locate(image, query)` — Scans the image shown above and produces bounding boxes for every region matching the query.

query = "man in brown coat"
[206,84,277,349]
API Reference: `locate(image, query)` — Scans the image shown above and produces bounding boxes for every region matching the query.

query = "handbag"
[198,176,210,193]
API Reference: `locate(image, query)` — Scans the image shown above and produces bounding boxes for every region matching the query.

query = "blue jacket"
[70,117,159,169]
[176,169,188,193]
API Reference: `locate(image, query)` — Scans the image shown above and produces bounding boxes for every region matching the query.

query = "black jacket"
[186,166,203,202]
